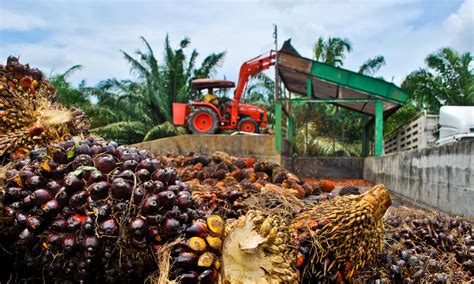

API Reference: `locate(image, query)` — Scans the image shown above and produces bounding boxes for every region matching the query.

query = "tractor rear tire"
[188,108,219,134]
[238,117,259,133]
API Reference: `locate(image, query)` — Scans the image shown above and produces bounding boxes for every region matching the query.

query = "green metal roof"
[277,40,408,117]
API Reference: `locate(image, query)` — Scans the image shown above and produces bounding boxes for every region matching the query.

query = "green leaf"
[73,166,99,176]
[67,147,75,159]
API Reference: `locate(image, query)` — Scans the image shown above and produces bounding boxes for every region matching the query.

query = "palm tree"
[313,37,352,67]
[246,73,276,127]
[402,47,474,113]
[49,65,91,109]
[91,36,226,144]
[359,55,386,76]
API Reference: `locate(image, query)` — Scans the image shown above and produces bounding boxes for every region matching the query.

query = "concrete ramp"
[133,134,285,164]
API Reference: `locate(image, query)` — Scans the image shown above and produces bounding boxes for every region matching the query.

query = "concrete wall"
[282,156,364,179]
[364,140,474,219]
[134,134,283,164]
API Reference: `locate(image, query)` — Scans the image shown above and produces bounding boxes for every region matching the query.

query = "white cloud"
[0,9,48,31]
[0,0,470,88]
[444,0,474,51]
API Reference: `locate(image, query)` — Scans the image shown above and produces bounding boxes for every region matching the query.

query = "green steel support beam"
[275,101,282,152]
[288,98,377,104]
[307,78,312,97]
[362,117,370,157]
[375,100,383,156]
[287,115,294,145]
[310,61,408,104]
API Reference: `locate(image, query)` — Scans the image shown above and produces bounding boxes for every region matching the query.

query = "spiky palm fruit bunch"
[0,56,89,159]
[291,184,391,282]
[0,137,203,282]
[220,209,299,283]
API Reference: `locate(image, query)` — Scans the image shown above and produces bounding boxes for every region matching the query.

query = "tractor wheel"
[238,117,259,133]
[188,108,219,134]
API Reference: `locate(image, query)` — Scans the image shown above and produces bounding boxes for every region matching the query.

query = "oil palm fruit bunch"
[291,184,391,282]
[0,56,89,159]
[0,137,202,282]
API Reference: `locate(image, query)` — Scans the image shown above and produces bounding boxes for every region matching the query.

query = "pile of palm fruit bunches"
[0,55,89,162]
[0,56,471,283]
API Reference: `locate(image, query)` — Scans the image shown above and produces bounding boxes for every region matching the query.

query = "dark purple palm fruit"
[145,214,162,226]
[90,181,110,201]
[90,144,105,156]
[152,169,167,183]
[97,204,111,220]
[111,178,132,200]
[55,187,69,206]
[15,212,28,226]
[136,169,150,182]
[51,164,69,180]
[72,154,94,170]
[26,215,43,232]
[25,175,45,190]
[67,214,86,232]
[99,218,119,236]
[118,148,140,162]
[86,170,106,186]
[42,199,61,216]
[157,190,176,209]
[30,188,51,206]
[18,228,35,245]
[83,235,101,262]
[147,226,160,242]
[141,194,160,215]
[113,202,128,213]
[116,169,135,181]
[133,186,146,204]
[50,218,67,232]
[69,190,89,209]
[177,191,192,209]
[129,217,147,238]
[138,149,151,159]
[4,187,22,203]
[47,233,63,252]
[64,173,84,193]
[46,180,62,195]
[142,181,155,193]
[138,158,161,173]
[75,143,91,156]
[94,154,116,174]
[161,217,181,237]
[165,167,178,185]
[63,235,78,254]
[81,215,95,235]
[121,160,139,171]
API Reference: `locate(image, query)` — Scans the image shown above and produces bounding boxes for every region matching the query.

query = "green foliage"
[313,37,352,67]
[143,122,188,141]
[91,121,147,145]
[245,73,275,127]
[359,56,386,76]
[401,48,474,113]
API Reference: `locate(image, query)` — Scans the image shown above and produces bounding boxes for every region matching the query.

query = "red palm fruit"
[318,180,335,193]
[28,124,45,137]
[187,237,207,252]
[94,154,116,174]
[175,252,199,267]
[185,221,208,237]
[69,190,89,209]
[111,178,132,200]
[99,218,119,236]
[161,218,181,237]
[30,189,51,206]
[90,181,110,200]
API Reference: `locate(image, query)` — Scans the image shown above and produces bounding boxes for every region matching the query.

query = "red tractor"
[172,51,276,134]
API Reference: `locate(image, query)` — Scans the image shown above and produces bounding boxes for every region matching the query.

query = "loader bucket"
[172,103,191,126]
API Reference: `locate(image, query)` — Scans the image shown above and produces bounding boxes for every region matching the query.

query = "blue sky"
[0,0,472,87]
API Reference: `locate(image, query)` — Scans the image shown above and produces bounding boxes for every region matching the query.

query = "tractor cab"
[191,79,234,111]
